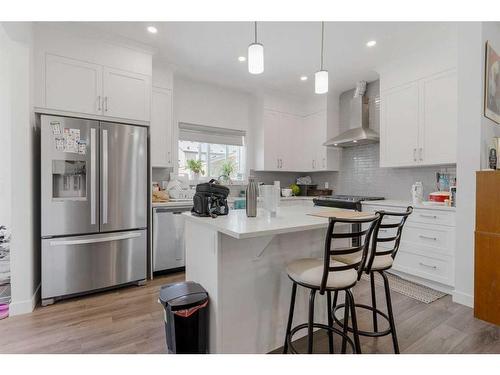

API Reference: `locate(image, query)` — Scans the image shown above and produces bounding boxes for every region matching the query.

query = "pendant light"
[248,21,264,74]
[315,22,328,94]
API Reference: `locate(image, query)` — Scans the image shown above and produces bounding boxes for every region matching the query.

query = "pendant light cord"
[320,21,324,70]
[254,21,258,43]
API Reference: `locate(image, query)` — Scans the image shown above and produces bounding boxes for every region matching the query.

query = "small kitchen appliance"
[411,182,423,205]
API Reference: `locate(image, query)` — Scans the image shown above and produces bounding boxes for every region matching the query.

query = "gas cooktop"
[313,195,385,210]
[314,195,385,202]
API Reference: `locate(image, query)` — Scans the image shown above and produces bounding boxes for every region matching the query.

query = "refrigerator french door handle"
[102,129,109,225]
[90,128,97,225]
[49,232,142,247]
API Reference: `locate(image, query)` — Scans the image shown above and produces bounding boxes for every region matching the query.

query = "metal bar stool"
[332,207,413,354]
[282,213,381,354]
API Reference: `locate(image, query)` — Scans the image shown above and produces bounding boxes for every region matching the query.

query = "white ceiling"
[66,22,458,97]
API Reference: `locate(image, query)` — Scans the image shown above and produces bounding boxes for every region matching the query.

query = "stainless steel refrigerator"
[40,115,148,305]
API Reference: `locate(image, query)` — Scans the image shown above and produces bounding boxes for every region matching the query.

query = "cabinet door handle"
[280,159,283,168]
[419,262,437,270]
[419,234,437,241]
[413,148,417,162]
[277,158,279,169]
[104,96,108,112]
[323,158,326,168]
[420,214,437,219]
[97,96,102,111]
[419,147,423,161]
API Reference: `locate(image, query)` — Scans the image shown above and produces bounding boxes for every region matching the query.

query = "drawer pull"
[419,234,437,241]
[419,262,437,270]
[419,214,438,219]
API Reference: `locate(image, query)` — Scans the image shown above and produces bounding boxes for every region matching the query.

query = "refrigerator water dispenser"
[52,160,87,200]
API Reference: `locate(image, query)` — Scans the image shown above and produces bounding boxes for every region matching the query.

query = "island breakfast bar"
[183,205,374,353]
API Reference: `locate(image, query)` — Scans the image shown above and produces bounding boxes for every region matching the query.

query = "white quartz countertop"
[182,205,352,239]
[361,199,456,212]
[152,196,315,208]
[227,196,315,202]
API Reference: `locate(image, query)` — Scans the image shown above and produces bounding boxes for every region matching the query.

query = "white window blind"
[178,122,245,146]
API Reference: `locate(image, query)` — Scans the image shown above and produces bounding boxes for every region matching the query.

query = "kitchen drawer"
[401,223,455,257]
[363,205,455,227]
[409,208,455,226]
[393,250,454,286]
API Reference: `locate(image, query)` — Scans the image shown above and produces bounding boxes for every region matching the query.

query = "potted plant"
[186,159,204,183]
[220,160,235,184]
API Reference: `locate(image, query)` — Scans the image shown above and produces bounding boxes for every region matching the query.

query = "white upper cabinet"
[150,87,173,168]
[45,54,103,115]
[380,69,457,167]
[380,82,420,167]
[102,67,151,122]
[36,26,153,123]
[256,107,339,172]
[420,70,457,165]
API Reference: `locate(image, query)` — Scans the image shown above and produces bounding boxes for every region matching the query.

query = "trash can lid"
[159,281,208,310]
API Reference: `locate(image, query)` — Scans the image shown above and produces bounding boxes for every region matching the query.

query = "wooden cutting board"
[308,208,377,220]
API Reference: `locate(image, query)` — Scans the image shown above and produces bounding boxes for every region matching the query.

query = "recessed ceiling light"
[238,56,247,62]
[366,40,377,47]
[147,26,158,34]
[300,76,308,81]
[353,140,358,143]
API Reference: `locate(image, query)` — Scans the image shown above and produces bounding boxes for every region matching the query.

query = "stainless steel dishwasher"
[153,205,191,272]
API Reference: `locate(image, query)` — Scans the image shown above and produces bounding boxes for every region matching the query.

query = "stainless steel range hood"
[324,82,379,148]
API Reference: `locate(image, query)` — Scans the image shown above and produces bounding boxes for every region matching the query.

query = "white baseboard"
[9,283,40,316]
[452,290,474,308]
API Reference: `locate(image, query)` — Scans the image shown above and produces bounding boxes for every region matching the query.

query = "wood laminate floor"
[0,272,498,354]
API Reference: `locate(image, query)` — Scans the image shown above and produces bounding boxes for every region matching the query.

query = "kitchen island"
[183,205,360,353]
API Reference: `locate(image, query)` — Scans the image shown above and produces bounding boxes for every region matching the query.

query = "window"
[178,123,246,181]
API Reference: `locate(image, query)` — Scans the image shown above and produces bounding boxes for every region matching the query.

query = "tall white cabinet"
[380,69,457,167]
[150,87,174,167]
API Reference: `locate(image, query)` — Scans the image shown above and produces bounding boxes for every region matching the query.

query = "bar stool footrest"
[333,303,392,337]
[286,322,356,354]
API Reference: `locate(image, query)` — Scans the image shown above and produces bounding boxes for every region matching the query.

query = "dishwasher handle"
[154,207,191,214]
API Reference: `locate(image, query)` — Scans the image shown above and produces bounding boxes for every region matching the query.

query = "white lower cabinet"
[363,203,455,287]
[150,87,173,167]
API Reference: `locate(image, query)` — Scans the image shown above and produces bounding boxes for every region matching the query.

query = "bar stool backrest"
[365,206,413,273]
[320,213,381,294]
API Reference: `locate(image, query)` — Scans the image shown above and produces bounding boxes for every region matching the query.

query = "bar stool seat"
[333,253,394,271]
[286,259,357,290]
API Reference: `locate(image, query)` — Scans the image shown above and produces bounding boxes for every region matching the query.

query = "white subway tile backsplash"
[337,143,455,200]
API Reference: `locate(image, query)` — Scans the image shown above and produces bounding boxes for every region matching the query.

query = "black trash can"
[159,281,209,354]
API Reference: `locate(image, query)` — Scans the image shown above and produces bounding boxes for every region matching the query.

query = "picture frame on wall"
[485,41,500,124]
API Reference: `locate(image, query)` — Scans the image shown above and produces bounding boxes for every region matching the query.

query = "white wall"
[173,75,255,175]
[480,22,500,167]
[0,26,12,229]
[0,22,40,315]
[454,22,493,307]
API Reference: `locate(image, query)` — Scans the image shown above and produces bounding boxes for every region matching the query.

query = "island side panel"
[185,220,222,353]
[219,228,330,353]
